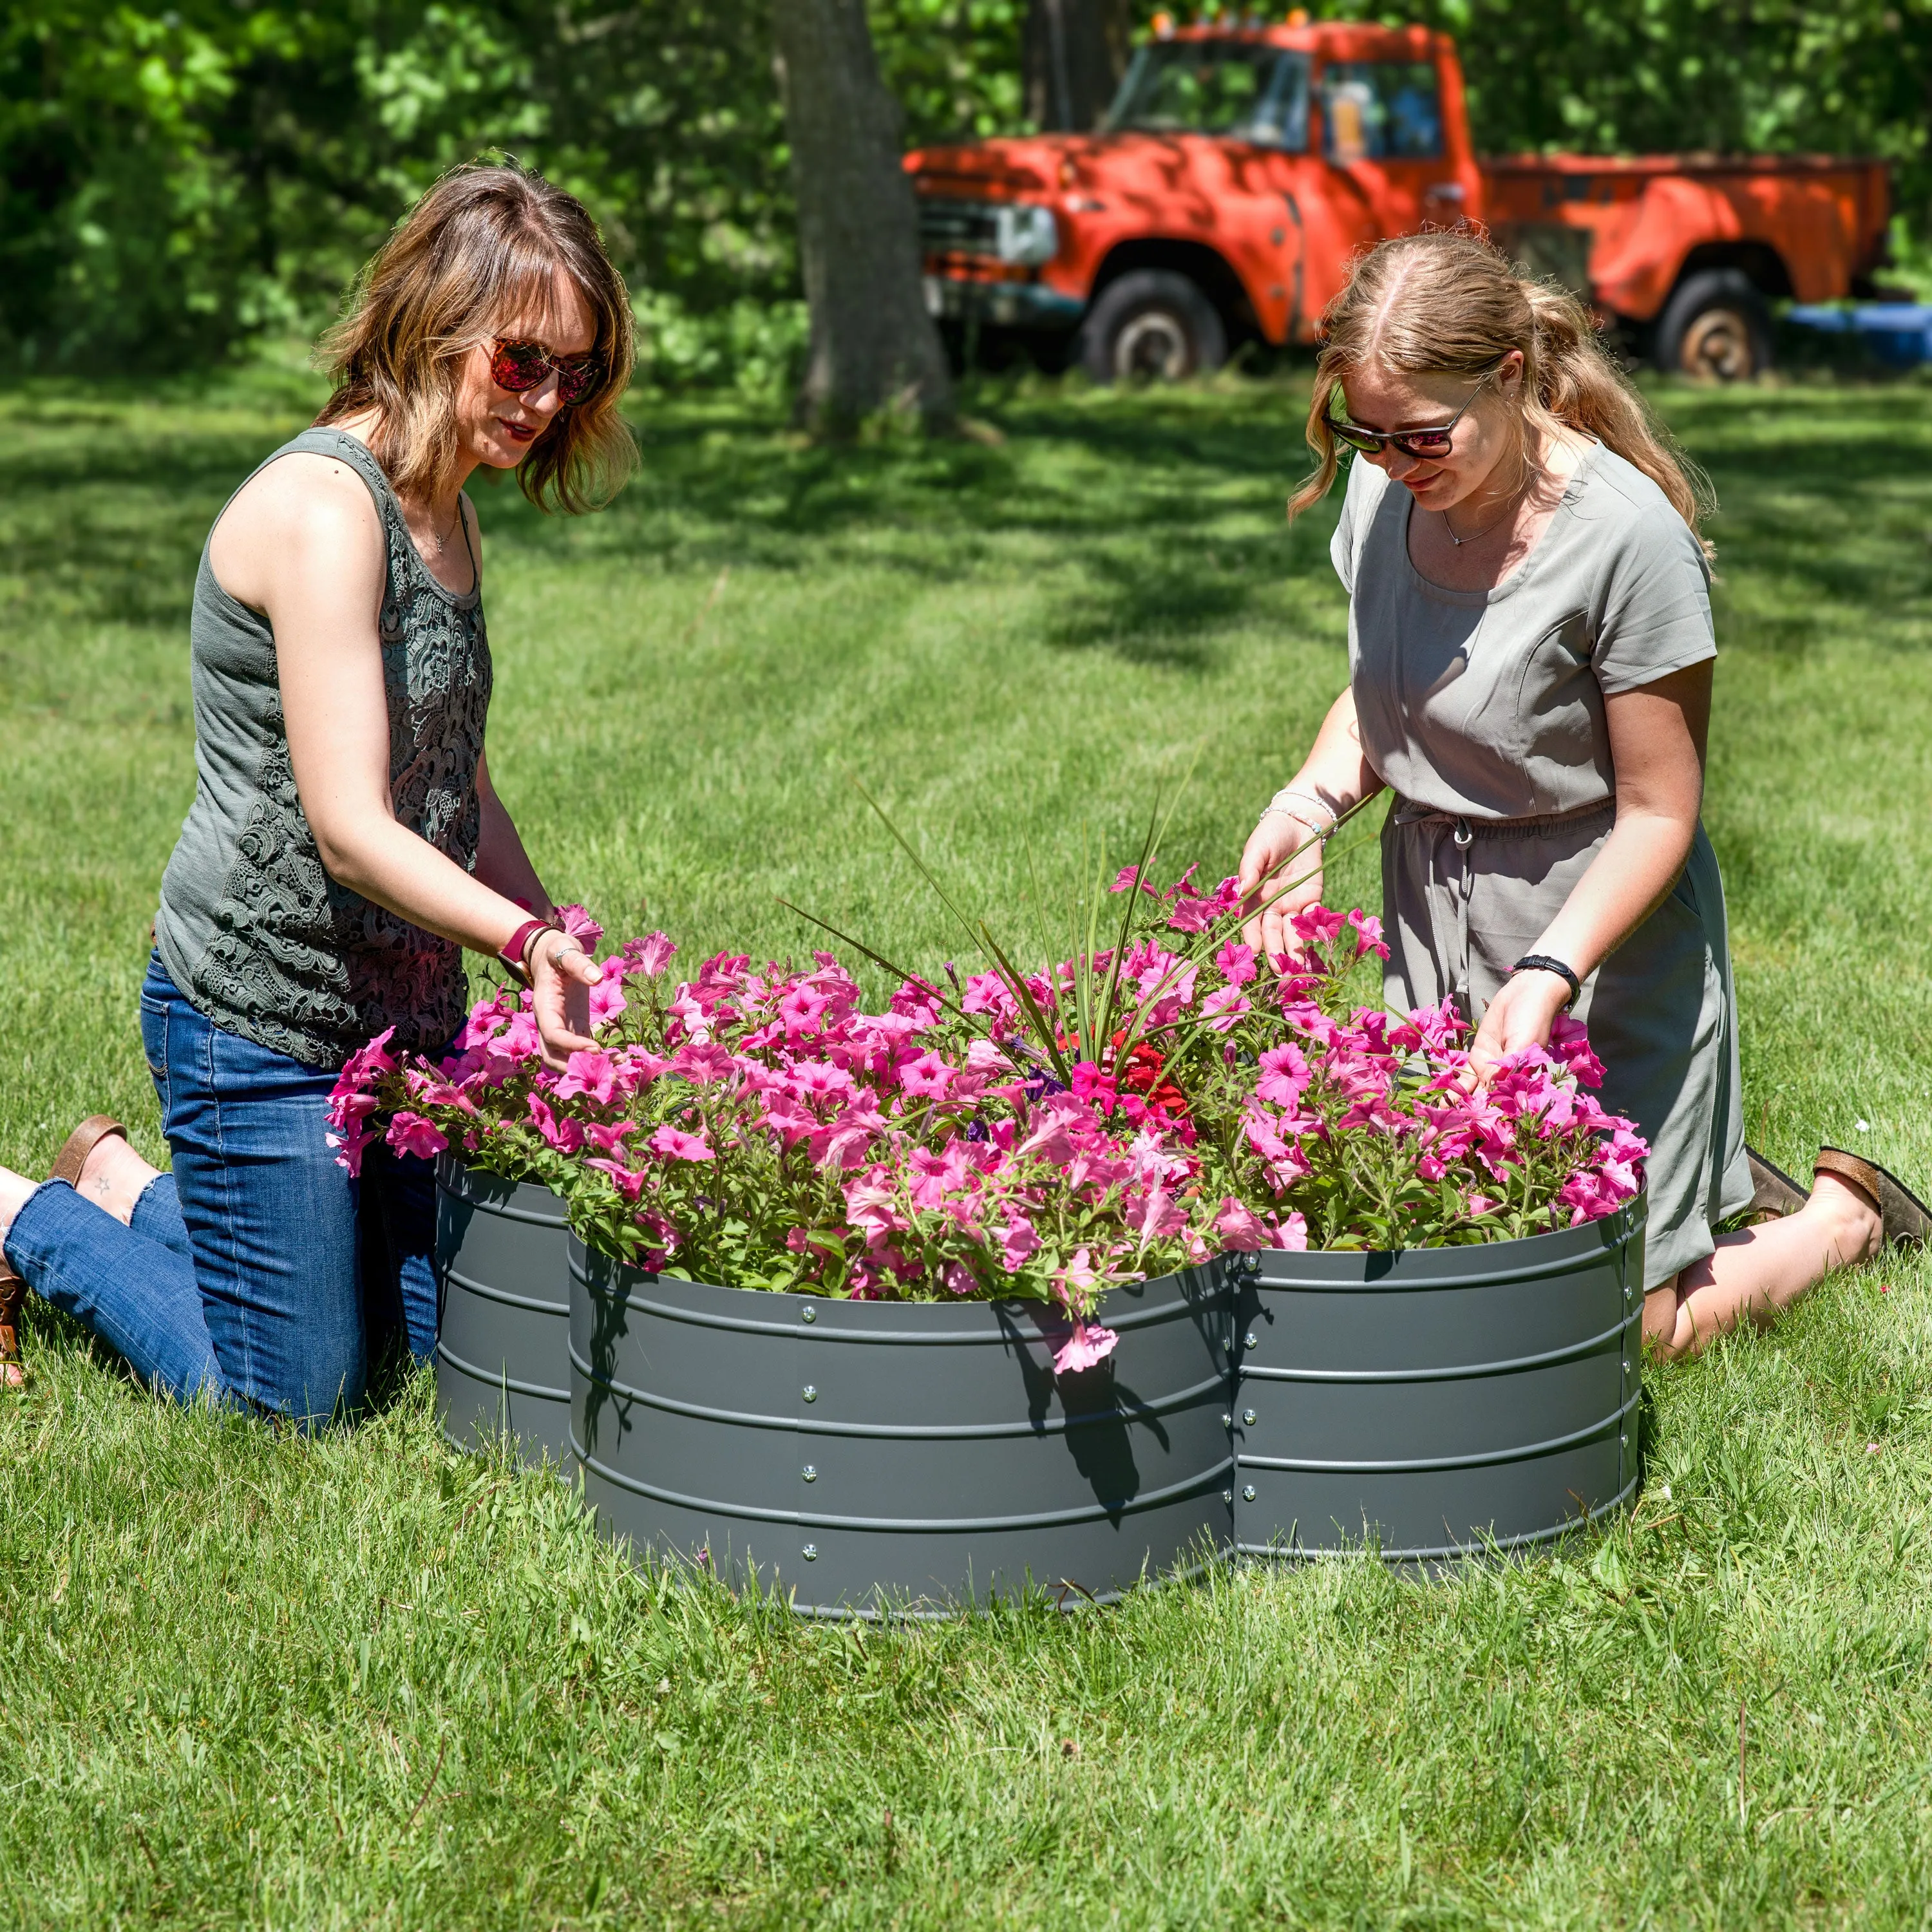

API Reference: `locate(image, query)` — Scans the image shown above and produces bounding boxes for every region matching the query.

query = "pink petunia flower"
[1199,984,1251,1033]
[650,1124,714,1162]
[1215,940,1258,986]
[1052,1320,1119,1376]
[384,1111,447,1161]
[554,1050,620,1106]
[622,931,678,978]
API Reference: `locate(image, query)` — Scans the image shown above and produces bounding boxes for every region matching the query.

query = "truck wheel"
[1654,269,1772,382]
[1079,270,1227,384]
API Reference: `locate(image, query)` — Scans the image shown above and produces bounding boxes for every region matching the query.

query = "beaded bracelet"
[1260,786,1339,839]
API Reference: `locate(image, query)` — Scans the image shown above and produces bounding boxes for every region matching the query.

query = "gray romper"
[1332,442,1752,1288]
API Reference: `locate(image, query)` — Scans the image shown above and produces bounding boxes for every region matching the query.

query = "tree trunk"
[1023,0,1131,132]
[772,0,954,438]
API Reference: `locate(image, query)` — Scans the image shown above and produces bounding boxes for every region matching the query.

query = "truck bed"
[1481,152,1891,321]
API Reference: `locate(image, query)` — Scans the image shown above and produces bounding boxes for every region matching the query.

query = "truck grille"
[918,199,1003,256]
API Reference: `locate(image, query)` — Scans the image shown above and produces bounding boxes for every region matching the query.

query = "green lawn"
[3,365,1931,1928]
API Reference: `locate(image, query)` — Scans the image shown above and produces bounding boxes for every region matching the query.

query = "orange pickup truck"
[907,16,1892,383]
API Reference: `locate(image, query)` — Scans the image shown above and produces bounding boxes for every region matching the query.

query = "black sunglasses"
[489,337,601,406]
[1324,366,1497,460]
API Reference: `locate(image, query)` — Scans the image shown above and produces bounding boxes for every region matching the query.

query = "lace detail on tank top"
[187,435,491,1066]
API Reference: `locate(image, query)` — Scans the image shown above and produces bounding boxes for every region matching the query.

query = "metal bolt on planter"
[802,1385,817,1403]
[1243,1408,1257,1426]
[802,1466,817,1482]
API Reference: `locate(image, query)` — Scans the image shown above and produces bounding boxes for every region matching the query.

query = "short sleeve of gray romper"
[1331,444,1751,1287]
[1332,443,1716,819]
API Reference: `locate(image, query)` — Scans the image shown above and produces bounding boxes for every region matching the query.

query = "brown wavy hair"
[316,161,636,514]
[1291,231,1714,557]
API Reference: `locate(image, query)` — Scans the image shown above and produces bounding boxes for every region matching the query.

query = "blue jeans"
[2,956,437,1426]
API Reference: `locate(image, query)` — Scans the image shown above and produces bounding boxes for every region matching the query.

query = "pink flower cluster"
[326,884,1647,1369]
[1184,903,1646,1249]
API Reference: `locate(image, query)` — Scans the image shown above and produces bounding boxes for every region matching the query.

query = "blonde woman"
[1239,231,1927,1359]
[0,164,633,1412]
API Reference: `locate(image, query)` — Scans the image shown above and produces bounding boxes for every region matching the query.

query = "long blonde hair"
[316,162,637,515]
[1291,231,1714,556]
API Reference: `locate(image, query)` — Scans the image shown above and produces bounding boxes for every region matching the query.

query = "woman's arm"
[474,753,553,912]
[1238,684,1385,960]
[1466,659,1711,1076]
[214,456,599,1066]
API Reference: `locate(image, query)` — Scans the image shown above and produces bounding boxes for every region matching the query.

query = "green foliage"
[12,0,1932,376]
[0,0,793,371]
[1316,0,1932,233]
[4,372,1932,1924]
[871,0,1028,141]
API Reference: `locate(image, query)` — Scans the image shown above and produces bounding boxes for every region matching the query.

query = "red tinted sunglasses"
[1324,366,1496,460]
[489,337,601,405]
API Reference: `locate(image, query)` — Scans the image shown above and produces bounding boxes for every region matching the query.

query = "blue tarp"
[1785,303,1932,367]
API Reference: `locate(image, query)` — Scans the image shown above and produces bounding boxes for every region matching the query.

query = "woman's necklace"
[407,498,460,557]
[1441,461,1534,547]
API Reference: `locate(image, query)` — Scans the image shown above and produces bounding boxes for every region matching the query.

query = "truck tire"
[1078,270,1227,384]
[1653,269,1772,382]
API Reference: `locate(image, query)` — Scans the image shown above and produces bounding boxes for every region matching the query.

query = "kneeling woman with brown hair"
[1238,231,1927,1359]
[0,163,636,1415]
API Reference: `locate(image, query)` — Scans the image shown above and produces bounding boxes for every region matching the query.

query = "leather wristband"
[500,917,562,989]
[1511,953,1581,1007]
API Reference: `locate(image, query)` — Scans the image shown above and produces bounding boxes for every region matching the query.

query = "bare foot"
[1805,1171,1885,1270]
[74,1134,162,1229]
[0,1166,35,1241]
[1645,1169,1888,1361]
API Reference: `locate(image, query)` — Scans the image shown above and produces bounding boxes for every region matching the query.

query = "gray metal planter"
[435,1158,573,1468]
[1229,1196,1646,1565]
[568,1237,1234,1616]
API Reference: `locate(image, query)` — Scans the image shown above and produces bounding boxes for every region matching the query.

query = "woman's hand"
[1238,813,1327,967]
[529,929,602,1070]
[1463,969,1572,1088]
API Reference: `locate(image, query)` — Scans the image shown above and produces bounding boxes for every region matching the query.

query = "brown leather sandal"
[1747,1145,1810,1222]
[0,1253,27,1390]
[49,1115,127,1193]
[1815,1148,1932,1249]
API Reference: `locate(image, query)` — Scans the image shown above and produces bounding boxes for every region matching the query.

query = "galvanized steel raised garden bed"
[569,1237,1235,1617]
[1228,1195,1647,1564]
[435,1159,573,1469]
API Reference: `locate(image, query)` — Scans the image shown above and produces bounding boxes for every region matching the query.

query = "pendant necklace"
[1442,463,1533,547]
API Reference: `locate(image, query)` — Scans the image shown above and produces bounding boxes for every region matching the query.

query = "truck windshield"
[1320,62,1443,161]
[1105,41,1310,149]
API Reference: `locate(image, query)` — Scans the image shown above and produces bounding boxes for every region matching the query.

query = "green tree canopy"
[3,0,1927,373]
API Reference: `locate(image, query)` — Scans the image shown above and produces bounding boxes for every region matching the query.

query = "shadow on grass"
[7,377,1932,668]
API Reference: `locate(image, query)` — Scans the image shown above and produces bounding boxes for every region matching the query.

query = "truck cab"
[909,19,1479,381]
[906,17,1889,383]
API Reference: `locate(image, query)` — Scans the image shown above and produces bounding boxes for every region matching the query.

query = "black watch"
[1511,953,1581,1007]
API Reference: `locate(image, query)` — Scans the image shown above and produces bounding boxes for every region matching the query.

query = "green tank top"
[154,427,493,1069]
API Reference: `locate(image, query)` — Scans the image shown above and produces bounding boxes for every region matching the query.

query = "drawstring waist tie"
[1388,795,1616,1009]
